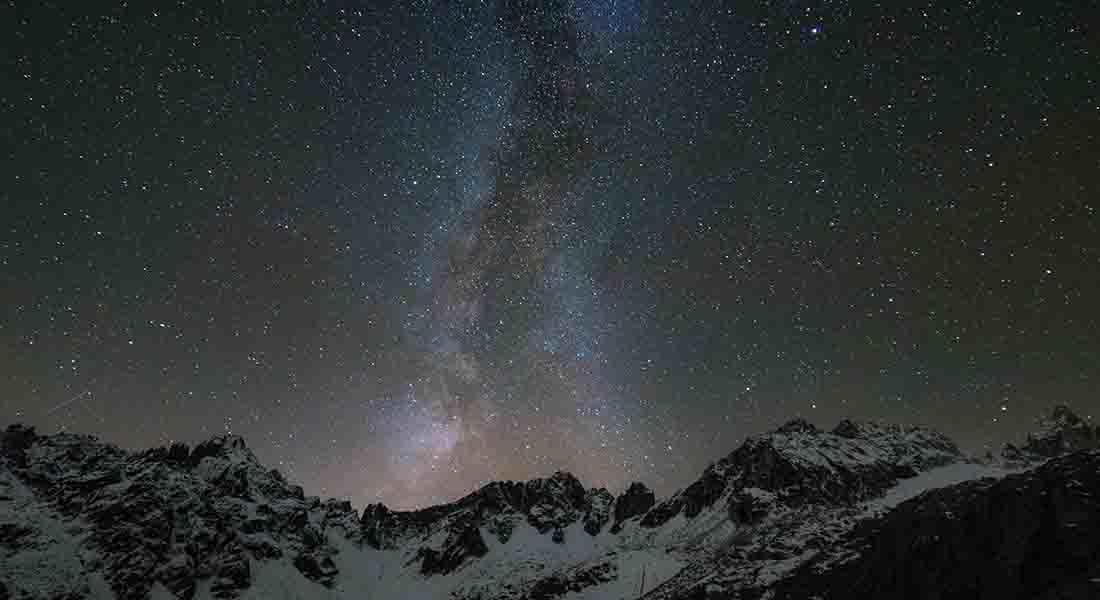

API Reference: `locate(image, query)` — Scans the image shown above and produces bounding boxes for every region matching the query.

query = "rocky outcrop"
[726,487,777,525]
[4,407,1092,600]
[1020,405,1099,458]
[641,418,961,528]
[583,488,613,535]
[610,482,655,532]
[771,449,1100,600]
[523,561,616,600]
[0,425,358,599]
[361,470,618,575]
[641,465,727,527]
[417,524,490,576]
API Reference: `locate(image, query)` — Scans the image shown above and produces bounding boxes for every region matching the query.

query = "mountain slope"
[1,408,1093,600]
[769,449,1100,600]
[0,426,357,600]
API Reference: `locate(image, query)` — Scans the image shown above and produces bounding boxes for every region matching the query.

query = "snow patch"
[863,461,1018,516]
[0,469,109,599]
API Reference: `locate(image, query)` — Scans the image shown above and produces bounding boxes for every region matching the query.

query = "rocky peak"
[528,470,587,508]
[583,488,613,535]
[136,441,192,466]
[831,418,865,438]
[7,413,1087,600]
[1020,404,1099,458]
[641,417,961,528]
[776,418,819,434]
[360,502,416,549]
[0,427,353,599]
[362,470,595,534]
[1048,404,1086,426]
[190,434,257,465]
[730,419,959,496]
[611,482,655,532]
[359,470,616,576]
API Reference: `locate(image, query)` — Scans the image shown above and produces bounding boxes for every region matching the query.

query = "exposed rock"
[1001,441,1024,461]
[522,561,616,600]
[0,523,33,549]
[526,471,588,533]
[583,488,613,535]
[642,467,727,527]
[486,514,517,544]
[137,442,191,467]
[551,527,565,543]
[1020,405,1099,458]
[361,469,612,572]
[153,551,197,599]
[611,482,655,532]
[293,552,339,587]
[726,487,776,525]
[830,418,863,438]
[776,418,818,434]
[360,503,399,549]
[0,425,358,598]
[320,498,360,535]
[210,550,251,599]
[189,435,252,465]
[6,411,1086,600]
[418,524,489,575]
[0,425,37,468]
[239,532,283,559]
[773,450,1100,600]
[642,418,960,528]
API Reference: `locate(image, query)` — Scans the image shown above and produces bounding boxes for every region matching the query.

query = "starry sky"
[2,1,1098,509]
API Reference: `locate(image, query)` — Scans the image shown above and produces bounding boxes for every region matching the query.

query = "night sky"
[2,1,1098,509]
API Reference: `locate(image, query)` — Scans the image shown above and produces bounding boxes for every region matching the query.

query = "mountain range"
[2,405,1097,600]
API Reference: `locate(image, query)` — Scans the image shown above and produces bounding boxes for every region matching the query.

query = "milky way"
[2,1,1098,509]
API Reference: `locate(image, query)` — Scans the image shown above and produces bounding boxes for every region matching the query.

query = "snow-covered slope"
[0,426,356,600]
[769,449,1100,600]
[2,408,1091,600]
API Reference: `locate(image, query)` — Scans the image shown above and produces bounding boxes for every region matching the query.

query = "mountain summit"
[1022,404,1099,456]
[2,412,1096,600]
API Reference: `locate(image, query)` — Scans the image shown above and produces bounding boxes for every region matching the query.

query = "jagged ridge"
[4,408,1088,600]
[639,417,961,529]
[1003,404,1100,460]
[0,426,355,599]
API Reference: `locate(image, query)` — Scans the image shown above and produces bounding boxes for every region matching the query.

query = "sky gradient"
[2,0,1098,509]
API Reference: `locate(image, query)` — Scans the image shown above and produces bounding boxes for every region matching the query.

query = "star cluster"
[2,1,1097,509]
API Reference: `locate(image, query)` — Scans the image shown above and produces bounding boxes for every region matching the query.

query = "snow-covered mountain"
[1002,404,1100,461]
[2,406,1096,600]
